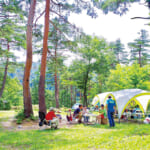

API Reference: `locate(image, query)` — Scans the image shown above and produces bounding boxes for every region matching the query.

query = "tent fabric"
[92,92,109,105]
[92,89,150,119]
[136,95,150,112]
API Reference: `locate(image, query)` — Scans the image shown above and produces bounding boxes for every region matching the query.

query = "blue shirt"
[106,98,116,112]
[74,108,80,115]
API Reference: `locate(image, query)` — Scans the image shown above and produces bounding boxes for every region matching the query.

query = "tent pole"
[118,118,120,124]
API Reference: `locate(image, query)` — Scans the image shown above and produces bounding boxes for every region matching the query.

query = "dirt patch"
[0,117,77,131]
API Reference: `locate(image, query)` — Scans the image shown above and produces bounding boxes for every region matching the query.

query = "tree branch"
[51,0,63,7]
[34,10,45,29]
[47,48,55,59]
[0,15,17,18]
[131,17,150,20]
[50,9,76,28]
[49,20,70,41]
[49,20,63,33]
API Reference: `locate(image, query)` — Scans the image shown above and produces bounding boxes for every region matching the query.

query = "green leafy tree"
[2,77,23,107]
[47,17,76,108]
[105,64,150,91]
[69,35,115,106]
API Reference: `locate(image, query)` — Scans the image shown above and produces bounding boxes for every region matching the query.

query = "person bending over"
[73,104,83,123]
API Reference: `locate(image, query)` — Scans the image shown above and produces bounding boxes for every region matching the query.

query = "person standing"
[106,95,116,127]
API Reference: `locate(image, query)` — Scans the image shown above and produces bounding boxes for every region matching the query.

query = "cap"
[49,107,54,111]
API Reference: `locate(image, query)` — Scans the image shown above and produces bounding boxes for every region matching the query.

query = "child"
[66,109,73,122]
[82,106,89,123]
[56,110,62,123]
[96,104,107,124]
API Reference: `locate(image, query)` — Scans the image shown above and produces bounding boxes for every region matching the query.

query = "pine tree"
[128,29,150,67]
[110,39,128,64]
[0,0,26,100]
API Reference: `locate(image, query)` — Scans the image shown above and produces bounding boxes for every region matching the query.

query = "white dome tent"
[92,89,150,119]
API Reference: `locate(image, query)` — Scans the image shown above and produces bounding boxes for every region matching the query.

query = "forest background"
[1,0,150,117]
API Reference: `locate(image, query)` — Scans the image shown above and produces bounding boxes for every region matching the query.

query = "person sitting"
[66,109,73,122]
[144,116,150,124]
[73,104,83,123]
[56,110,62,123]
[95,105,99,111]
[96,104,107,124]
[45,107,58,126]
[82,106,90,123]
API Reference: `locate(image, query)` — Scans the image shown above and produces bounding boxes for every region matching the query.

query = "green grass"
[0,109,150,150]
[0,110,16,118]
[0,123,150,150]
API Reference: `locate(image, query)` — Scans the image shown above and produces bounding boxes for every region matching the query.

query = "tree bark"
[74,87,76,104]
[139,45,142,67]
[54,42,59,108]
[0,42,9,99]
[80,90,82,102]
[38,0,50,114]
[23,0,36,118]
[83,69,89,106]
[70,83,73,107]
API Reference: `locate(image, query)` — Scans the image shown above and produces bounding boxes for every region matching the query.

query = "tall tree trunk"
[80,90,82,102]
[54,42,59,108]
[23,0,36,118]
[0,42,9,99]
[38,0,50,114]
[139,45,142,67]
[70,83,73,107]
[54,72,59,108]
[83,70,89,106]
[74,87,76,104]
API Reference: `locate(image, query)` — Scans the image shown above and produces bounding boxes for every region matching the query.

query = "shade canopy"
[92,89,150,119]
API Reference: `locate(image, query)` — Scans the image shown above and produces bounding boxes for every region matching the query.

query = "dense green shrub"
[29,114,38,121]
[15,109,25,124]
[0,100,11,110]
[15,109,38,124]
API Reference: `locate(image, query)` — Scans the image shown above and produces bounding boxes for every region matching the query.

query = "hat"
[49,107,54,111]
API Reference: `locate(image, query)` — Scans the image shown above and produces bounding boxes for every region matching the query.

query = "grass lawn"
[0,110,16,118]
[0,122,150,150]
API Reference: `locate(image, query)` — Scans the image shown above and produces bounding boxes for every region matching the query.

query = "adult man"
[73,104,83,123]
[106,96,116,127]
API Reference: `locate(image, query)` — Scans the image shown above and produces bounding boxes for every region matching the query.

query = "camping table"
[83,113,97,123]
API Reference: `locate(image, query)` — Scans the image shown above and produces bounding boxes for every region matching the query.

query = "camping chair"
[39,111,58,129]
